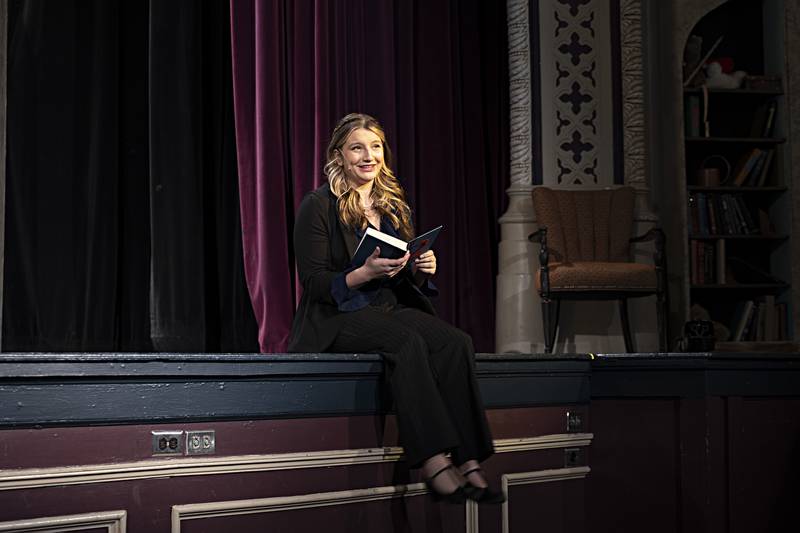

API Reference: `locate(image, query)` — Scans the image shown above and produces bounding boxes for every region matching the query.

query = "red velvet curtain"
[230,0,508,353]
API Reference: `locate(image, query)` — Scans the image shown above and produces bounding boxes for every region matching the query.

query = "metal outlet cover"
[566,411,583,433]
[564,447,584,468]
[186,430,216,455]
[152,430,184,455]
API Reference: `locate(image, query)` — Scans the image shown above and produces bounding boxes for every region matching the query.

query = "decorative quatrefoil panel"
[552,0,600,184]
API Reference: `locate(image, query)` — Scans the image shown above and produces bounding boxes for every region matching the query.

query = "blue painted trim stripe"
[531,0,543,185]
[610,0,624,185]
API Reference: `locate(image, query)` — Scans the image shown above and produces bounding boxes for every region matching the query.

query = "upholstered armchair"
[528,186,667,353]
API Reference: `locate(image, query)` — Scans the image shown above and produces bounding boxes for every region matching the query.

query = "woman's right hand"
[345,247,410,289]
[362,247,410,280]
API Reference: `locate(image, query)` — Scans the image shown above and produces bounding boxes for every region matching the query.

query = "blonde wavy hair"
[324,113,414,241]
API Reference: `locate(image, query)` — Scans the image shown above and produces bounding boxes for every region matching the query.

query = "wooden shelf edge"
[687,186,787,192]
[690,284,790,290]
[713,341,799,353]
[683,87,783,95]
[688,234,788,240]
[685,136,786,143]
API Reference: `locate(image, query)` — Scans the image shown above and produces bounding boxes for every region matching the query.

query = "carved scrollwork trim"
[619,0,656,221]
[508,0,532,187]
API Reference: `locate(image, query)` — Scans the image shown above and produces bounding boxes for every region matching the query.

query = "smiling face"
[338,127,385,189]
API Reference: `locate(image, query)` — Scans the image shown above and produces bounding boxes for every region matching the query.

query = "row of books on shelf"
[690,240,724,285]
[690,243,783,286]
[688,193,768,236]
[728,147,775,187]
[684,94,705,137]
[684,96,777,139]
[749,100,778,138]
[726,296,789,342]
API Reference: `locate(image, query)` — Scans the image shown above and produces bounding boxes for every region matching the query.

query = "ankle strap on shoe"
[428,464,453,481]
[460,466,482,476]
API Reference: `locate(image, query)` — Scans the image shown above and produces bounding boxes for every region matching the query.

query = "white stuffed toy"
[704,61,746,89]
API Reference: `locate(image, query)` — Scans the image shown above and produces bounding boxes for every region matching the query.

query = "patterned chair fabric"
[532,186,657,292]
[535,261,657,292]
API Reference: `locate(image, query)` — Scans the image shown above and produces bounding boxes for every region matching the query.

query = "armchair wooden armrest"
[528,227,547,243]
[629,227,665,245]
[629,228,668,320]
[528,227,550,296]
[628,227,666,269]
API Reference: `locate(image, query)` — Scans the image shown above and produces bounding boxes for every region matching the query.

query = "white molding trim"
[0,510,126,533]
[495,433,592,453]
[501,467,591,533]
[171,483,488,533]
[0,447,403,492]
[171,483,431,533]
[0,433,593,491]
[466,500,479,533]
[170,465,593,533]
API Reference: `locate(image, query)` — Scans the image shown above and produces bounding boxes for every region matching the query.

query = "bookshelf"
[679,1,794,350]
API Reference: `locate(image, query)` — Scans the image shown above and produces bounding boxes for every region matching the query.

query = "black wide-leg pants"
[330,304,494,468]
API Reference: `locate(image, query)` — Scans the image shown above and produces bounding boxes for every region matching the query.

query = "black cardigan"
[287,183,436,353]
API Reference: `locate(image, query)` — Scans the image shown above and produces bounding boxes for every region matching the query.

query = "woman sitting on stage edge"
[288,112,504,504]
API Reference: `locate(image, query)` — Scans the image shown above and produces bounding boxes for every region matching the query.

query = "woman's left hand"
[413,250,437,276]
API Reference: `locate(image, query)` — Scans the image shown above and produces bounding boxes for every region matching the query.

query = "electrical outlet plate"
[186,430,216,455]
[152,431,184,455]
[566,411,583,433]
[564,447,584,467]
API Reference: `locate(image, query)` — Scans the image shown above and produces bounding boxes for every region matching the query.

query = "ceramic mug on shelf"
[695,154,731,187]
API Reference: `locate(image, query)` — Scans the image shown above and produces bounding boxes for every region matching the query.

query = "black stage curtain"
[2,0,258,352]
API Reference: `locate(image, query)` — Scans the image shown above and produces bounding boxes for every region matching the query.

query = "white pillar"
[496,183,542,353]
[496,0,542,353]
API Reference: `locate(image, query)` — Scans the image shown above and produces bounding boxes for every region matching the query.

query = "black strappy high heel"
[461,466,506,504]
[424,464,468,504]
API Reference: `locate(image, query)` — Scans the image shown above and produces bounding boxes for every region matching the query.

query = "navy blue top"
[331,217,438,311]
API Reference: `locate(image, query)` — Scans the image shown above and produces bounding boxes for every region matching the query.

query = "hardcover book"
[351,225,443,268]
[729,300,746,341]
[733,300,755,341]
[754,149,775,187]
[685,95,701,137]
[731,148,762,186]
[748,100,777,138]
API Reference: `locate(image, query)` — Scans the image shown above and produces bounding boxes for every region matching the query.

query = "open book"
[351,225,443,268]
